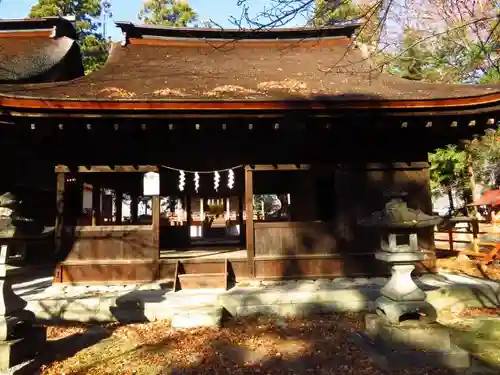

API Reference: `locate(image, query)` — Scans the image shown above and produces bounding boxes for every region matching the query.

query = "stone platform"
[351,314,470,370]
[10,272,500,330]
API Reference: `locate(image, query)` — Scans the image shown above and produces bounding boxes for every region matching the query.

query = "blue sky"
[0,0,309,40]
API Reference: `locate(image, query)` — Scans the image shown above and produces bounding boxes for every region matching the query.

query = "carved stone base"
[0,325,46,370]
[376,262,426,301]
[375,295,437,325]
[349,314,470,370]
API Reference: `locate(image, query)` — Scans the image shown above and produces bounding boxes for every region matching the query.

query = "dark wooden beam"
[251,164,310,171]
[55,165,159,173]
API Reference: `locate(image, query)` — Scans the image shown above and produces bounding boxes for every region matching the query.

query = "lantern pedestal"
[375,252,436,325]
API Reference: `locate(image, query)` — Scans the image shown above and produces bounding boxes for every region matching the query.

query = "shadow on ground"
[27,277,500,375]
[32,310,500,375]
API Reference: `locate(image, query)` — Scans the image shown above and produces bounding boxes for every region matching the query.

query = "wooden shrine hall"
[0,20,498,285]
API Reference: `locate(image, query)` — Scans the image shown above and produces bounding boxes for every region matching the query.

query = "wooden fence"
[434,219,500,264]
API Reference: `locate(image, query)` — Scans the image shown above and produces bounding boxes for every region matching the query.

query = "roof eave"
[115,21,361,43]
[0,17,78,39]
[0,94,499,117]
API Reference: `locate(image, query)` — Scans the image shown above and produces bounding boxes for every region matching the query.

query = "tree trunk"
[447,188,455,214]
[468,153,480,203]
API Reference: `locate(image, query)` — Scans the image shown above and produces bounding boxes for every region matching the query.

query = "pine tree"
[138,0,197,27]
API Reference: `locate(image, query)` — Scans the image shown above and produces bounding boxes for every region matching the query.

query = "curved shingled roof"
[0,17,83,83]
[0,22,498,113]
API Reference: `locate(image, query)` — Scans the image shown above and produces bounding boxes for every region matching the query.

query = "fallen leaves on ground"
[46,325,88,340]
[436,257,500,280]
[39,314,456,375]
[460,307,500,318]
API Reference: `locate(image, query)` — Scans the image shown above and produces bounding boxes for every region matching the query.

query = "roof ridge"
[116,21,361,43]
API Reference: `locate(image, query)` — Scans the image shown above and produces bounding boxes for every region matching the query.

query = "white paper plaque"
[143,172,160,196]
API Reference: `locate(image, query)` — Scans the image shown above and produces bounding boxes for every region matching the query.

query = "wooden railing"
[434,218,500,264]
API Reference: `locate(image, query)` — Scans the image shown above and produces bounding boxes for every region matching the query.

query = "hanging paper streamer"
[194,172,200,192]
[214,171,220,191]
[227,169,234,189]
[178,170,185,191]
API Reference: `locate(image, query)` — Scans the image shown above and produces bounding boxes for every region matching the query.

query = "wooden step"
[173,259,229,291]
[177,273,227,289]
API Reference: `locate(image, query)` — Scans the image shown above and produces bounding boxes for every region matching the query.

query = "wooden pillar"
[55,172,65,248]
[152,195,160,258]
[186,195,192,225]
[245,166,254,277]
[238,194,244,243]
[54,172,65,283]
[115,190,123,225]
[200,197,204,221]
[91,185,101,226]
[130,193,138,224]
[226,197,230,221]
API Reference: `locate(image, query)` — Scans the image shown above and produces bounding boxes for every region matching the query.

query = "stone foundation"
[351,314,470,370]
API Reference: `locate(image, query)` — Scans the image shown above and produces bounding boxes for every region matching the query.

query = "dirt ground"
[37,314,462,375]
[436,256,500,280]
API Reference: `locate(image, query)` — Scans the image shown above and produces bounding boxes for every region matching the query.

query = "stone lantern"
[358,191,441,325]
[0,192,46,370]
[354,191,470,370]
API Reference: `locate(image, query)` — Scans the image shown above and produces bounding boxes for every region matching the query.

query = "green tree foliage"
[387,25,496,84]
[480,67,500,84]
[390,28,435,81]
[386,2,499,200]
[468,128,500,189]
[28,0,111,74]
[428,146,469,210]
[312,0,382,46]
[313,0,362,25]
[138,0,197,27]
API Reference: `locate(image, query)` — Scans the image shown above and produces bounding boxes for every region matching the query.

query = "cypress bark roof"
[0,22,497,110]
[0,17,83,83]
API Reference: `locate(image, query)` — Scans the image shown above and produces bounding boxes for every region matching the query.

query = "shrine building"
[0,19,498,287]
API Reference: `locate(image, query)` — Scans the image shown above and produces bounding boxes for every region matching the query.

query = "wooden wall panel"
[254,257,344,279]
[62,226,155,261]
[254,254,435,279]
[254,222,337,256]
[59,261,157,283]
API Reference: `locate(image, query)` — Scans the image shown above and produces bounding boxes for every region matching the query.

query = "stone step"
[170,305,223,329]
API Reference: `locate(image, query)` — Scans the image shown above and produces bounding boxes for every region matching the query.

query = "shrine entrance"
[189,196,242,247]
[158,194,245,260]
[158,167,246,258]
